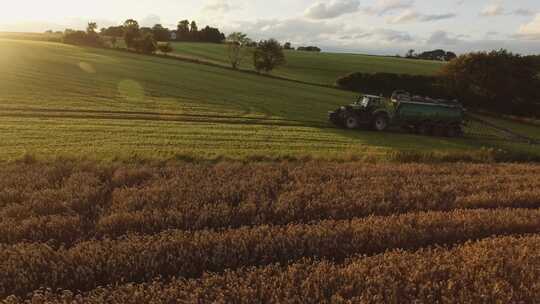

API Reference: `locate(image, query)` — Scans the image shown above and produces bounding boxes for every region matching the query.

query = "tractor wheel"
[417,123,432,136]
[344,114,360,129]
[446,125,463,137]
[373,114,389,132]
[446,126,457,137]
[433,125,446,137]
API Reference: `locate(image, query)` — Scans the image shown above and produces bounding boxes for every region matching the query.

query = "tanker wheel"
[433,125,446,137]
[446,126,457,137]
[417,123,432,136]
[345,114,360,129]
[373,114,389,132]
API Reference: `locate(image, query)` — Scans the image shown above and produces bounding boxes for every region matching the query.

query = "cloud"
[364,0,414,16]
[517,14,540,40]
[426,30,461,45]
[140,15,161,27]
[480,3,504,17]
[305,0,360,19]
[513,8,536,17]
[202,0,237,14]
[386,9,456,24]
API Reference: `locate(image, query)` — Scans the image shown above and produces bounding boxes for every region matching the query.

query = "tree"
[190,21,198,32]
[440,49,540,114]
[226,32,250,69]
[198,26,225,43]
[86,22,97,34]
[253,39,286,73]
[406,49,415,58]
[444,51,457,61]
[189,21,199,41]
[283,42,293,50]
[100,26,124,37]
[124,19,140,49]
[158,42,173,56]
[152,24,170,41]
[177,20,190,40]
[297,46,321,52]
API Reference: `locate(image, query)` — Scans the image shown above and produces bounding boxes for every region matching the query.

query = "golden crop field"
[1,160,539,302]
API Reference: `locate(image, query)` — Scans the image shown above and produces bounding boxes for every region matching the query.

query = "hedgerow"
[5,235,539,303]
[1,208,539,297]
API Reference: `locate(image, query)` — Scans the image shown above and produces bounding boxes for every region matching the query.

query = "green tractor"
[329,91,465,137]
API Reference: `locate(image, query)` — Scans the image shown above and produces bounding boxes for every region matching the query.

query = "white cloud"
[517,14,540,39]
[386,9,456,24]
[305,0,360,19]
[364,0,414,16]
[140,15,161,27]
[202,0,237,14]
[480,3,505,17]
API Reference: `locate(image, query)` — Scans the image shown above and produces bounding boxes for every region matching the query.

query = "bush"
[157,42,173,55]
[297,46,321,52]
[63,30,104,47]
[336,72,445,97]
[133,34,157,54]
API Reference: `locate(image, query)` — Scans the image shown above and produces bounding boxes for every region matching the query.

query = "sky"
[1,0,539,55]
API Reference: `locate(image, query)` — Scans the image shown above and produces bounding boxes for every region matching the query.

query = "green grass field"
[0,38,538,161]
[167,42,443,85]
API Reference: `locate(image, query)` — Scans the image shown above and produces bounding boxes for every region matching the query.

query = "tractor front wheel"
[373,114,389,132]
[345,114,360,129]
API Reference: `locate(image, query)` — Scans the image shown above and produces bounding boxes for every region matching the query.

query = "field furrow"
[4,234,539,303]
[1,208,539,297]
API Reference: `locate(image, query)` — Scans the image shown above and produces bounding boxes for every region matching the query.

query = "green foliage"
[100,25,125,37]
[253,39,286,73]
[336,72,443,97]
[62,29,103,47]
[151,24,170,42]
[123,19,140,49]
[440,49,540,115]
[297,46,321,52]
[226,32,251,69]
[132,33,157,54]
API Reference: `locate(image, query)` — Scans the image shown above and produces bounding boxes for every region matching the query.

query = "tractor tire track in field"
[0,106,333,129]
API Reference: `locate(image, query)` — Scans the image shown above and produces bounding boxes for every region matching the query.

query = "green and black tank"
[328,91,465,137]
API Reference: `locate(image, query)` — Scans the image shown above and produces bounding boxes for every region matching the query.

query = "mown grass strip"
[1,208,539,297]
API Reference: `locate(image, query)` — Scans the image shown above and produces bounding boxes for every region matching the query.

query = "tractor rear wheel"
[417,123,432,136]
[345,114,360,129]
[373,114,389,132]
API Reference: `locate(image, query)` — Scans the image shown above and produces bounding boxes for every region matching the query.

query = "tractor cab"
[354,95,384,109]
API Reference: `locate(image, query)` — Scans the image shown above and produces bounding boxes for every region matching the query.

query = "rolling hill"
[0,38,538,161]
[168,42,444,85]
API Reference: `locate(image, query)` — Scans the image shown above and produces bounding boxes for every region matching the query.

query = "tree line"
[403,49,457,61]
[100,19,225,43]
[338,49,540,117]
